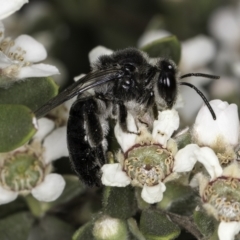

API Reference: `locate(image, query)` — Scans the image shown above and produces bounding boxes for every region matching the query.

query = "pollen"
[0,36,30,78]
[202,177,240,221]
[123,144,173,187]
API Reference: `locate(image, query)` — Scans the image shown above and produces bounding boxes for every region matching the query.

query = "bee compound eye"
[124,63,135,72]
[122,79,132,89]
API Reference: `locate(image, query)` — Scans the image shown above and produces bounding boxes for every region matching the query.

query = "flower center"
[202,177,240,221]
[0,152,45,192]
[124,144,174,187]
[0,37,26,62]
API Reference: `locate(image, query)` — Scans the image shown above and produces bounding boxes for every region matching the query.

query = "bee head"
[156,59,178,109]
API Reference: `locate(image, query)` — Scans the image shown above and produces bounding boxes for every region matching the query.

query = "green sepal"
[135,187,150,210]
[141,35,181,64]
[127,218,146,240]
[72,222,94,240]
[28,215,75,240]
[174,128,192,150]
[157,181,198,215]
[0,77,59,112]
[193,207,216,238]
[0,211,35,240]
[140,209,180,240]
[0,104,37,152]
[102,185,137,219]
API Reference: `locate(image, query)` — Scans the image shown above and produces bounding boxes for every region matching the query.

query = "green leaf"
[157,181,198,215]
[193,207,216,238]
[28,215,75,240]
[174,128,192,150]
[72,222,94,240]
[0,211,34,240]
[141,36,181,64]
[140,209,180,240]
[0,197,27,219]
[0,104,37,152]
[0,77,59,112]
[103,185,137,219]
[135,187,150,210]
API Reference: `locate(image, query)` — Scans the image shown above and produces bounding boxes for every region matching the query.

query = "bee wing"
[34,68,124,118]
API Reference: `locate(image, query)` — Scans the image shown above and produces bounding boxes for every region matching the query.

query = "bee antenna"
[180,73,220,80]
[179,82,216,120]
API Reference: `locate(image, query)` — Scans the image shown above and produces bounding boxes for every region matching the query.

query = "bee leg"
[118,103,139,135]
[67,97,108,186]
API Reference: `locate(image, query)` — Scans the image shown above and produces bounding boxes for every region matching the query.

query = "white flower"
[209,4,240,49]
[195,162,240,240]
[0,23,59,83]
[178,35,216,124]
[0,0,28,20]
[180,35,216,72]
[193,99,239,147]
[0,118,68,204]
[101,109,179,204]
[174,144,223,180]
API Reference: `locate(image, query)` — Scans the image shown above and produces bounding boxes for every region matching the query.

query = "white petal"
[0,0,28,20]
[209,7,240,47]
[101,163,131,187]
[141,183,166,204]
[174,144,223,180]
[0,51,14,68]
[174,144,200,172]
[114,112,138,152]
[197,147,223,180]
[11,35,47,62]
[0,186,18,204]
[34,118,55,142]
[194,100,239,146]
[17,63,60,79]
[43,126,68,164]
[88,46,113,65]
[218,221,240,240]
[180,35,216,71]
[31,173,65,202]
[218,103,239,146]
[152,109,179,147]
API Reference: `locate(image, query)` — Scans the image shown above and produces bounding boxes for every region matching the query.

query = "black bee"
[35,48,219,186]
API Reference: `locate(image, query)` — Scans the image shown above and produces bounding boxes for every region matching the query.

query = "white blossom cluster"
[0,1,67,205]
[102,97,240,240]
[78,45,240,240]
